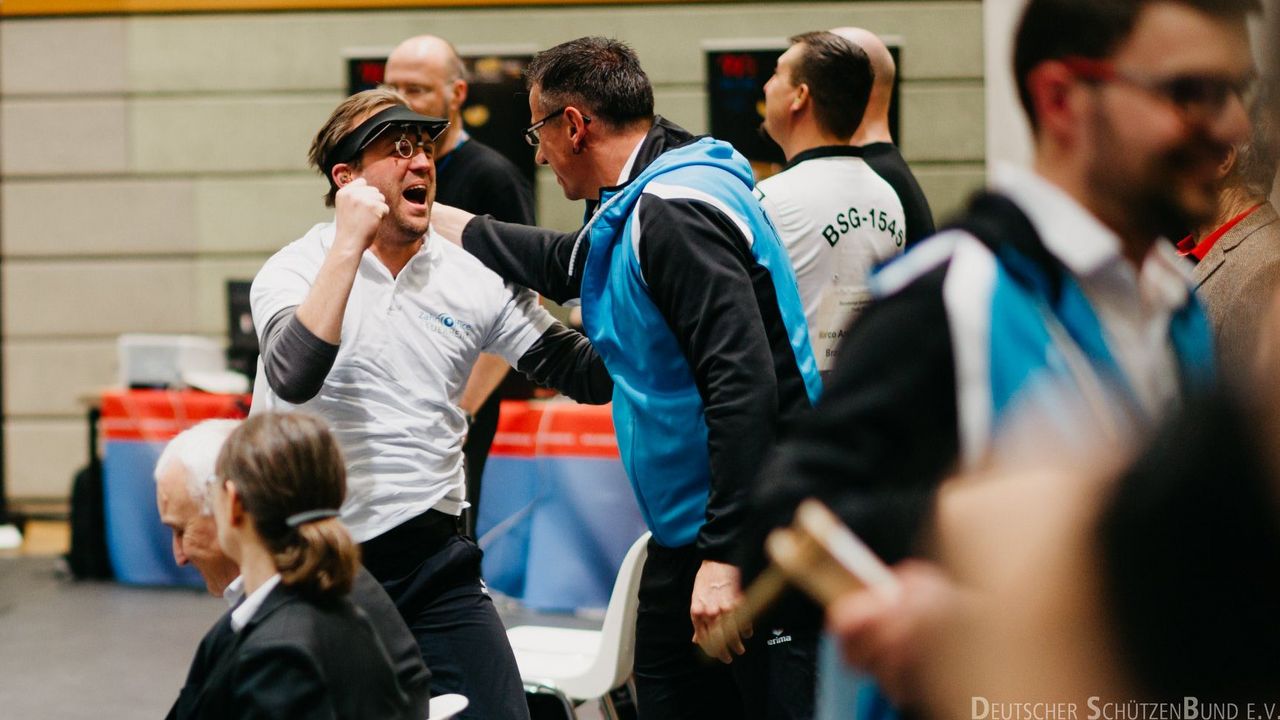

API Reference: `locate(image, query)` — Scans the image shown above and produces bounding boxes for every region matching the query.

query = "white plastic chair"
[506,531,651,719]
[428,692,469,719]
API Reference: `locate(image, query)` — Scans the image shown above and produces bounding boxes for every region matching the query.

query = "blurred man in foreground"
[753,0,1255,710]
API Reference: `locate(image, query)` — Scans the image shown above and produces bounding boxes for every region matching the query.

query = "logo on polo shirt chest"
[419,310,475,339]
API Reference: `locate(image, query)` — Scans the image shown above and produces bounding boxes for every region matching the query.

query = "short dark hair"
[788,31,873,139]
[1014,0,1260,129]
[525,36,654,129]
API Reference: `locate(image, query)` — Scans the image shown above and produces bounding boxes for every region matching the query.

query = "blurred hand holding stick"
[695,499,901,660]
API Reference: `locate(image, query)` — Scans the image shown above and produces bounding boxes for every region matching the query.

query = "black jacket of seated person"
[167,579,419,720]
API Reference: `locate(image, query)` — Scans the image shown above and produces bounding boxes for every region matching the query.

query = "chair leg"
[602,683,638,720]
[523,682,576,720]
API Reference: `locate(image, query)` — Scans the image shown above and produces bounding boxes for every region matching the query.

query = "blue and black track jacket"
[461,117,821,561]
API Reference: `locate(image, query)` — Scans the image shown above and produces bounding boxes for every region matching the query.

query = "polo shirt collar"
[782,145,864,171]
[319,222,442,273]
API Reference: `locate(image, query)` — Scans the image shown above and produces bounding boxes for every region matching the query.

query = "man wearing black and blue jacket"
[434,36,822,720]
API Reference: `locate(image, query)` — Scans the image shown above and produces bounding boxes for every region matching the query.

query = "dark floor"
[0,556,601,719]
[0,556,224,719]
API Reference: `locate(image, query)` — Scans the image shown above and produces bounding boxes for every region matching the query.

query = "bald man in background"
[385,35,538,537]
[831,27,935,248]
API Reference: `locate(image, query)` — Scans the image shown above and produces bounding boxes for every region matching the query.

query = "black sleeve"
[637,195,780,562]
[461,216,585,304]
[516,323,613,405]
[902,185,937,248]
[864,146,936,248]
[744,264,960,572]
[259,307,339,404]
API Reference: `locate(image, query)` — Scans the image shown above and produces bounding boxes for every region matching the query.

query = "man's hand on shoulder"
[334,178,387,252]
[430,203,476,247]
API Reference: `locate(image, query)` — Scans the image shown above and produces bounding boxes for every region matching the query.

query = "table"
[477,400,647,612]
[100,389,250,586]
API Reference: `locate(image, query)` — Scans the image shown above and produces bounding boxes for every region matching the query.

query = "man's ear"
[565,106,589,152]
[331,162,355,188]
[450,78,468,115]
[1216,144,1239,181]
[792,83,811,113]
[1026,61,1085,146]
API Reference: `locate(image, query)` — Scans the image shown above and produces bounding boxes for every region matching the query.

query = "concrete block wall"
[0,1,984,500]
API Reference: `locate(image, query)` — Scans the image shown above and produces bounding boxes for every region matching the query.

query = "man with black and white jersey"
[249,87,610,720]
[758,30,906,374]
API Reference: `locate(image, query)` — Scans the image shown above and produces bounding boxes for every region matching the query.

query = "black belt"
[360,508,462,583]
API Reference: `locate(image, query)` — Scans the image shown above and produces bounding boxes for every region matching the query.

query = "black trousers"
[363,511,529,720]
[634,539,818,720]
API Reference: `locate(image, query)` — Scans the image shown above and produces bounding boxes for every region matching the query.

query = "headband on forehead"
[323,104,450,178]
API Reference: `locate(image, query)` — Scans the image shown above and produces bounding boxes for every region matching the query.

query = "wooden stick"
[695,500,900,660]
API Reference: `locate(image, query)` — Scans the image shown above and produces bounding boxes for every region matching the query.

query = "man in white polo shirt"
[250,87,610,720]
[757,31,907,374]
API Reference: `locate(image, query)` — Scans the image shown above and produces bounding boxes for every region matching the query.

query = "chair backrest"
[580,531,650,693]
[428,693,469,719]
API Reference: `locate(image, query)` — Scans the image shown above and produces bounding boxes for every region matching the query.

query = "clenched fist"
[334,178,388,251]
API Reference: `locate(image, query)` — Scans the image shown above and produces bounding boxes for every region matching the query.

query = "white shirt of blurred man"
[757,31,906,373]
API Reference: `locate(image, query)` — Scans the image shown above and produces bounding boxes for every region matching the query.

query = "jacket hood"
[624,119,755,194]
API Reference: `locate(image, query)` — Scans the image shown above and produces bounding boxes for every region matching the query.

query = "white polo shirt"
[250,222,554,543]
[755,147,906,372]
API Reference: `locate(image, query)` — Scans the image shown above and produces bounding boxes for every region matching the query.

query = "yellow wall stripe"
[0,0,731,18]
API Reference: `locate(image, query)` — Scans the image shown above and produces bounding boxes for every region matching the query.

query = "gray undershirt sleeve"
[259,306,339,404]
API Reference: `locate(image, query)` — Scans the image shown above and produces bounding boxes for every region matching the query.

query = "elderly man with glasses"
[247,87,611,720]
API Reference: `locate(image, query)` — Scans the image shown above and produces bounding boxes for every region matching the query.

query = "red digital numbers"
[716,54,758,80]
[359,61,385,85]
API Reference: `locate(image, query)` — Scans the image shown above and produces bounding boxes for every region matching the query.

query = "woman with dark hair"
[170,412,416,720]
